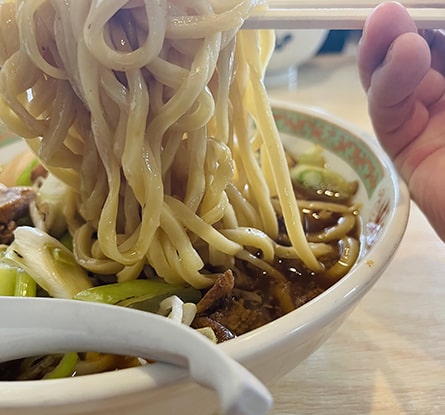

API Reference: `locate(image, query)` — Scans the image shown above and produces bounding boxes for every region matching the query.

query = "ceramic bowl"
[0,101,410,415]
[266,30,329,87]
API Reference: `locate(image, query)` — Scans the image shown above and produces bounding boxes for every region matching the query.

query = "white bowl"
[266,30,329,87]
[0,102,410,415]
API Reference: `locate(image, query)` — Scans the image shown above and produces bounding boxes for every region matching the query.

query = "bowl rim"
[0,101,410,407]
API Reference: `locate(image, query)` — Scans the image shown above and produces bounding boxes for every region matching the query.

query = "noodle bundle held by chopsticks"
[0,0,323,289]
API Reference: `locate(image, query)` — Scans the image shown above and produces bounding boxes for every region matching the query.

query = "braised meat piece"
[0,184,35,244]
[192,269,278,340]
[192,270,238,341]
[196,269,235,314]
[30,163,48,182]
[192,316,236,342]
[192,260,326,343]
[205,297,272,336]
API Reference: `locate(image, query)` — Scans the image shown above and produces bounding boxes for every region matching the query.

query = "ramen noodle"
[0,0,324,286]
[0,0,361,379]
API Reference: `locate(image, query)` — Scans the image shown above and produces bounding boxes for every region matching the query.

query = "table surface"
[267,52,445,414]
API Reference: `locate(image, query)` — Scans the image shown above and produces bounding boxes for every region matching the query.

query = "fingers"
[368,32,430,107]
[366,31,431,158]
[358,2,433,159]
[357,2,445,243]
[415,68,445,107]
[408,147,445,242]
[358,1,417,91]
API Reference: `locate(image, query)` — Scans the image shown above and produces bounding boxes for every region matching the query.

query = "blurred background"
[266,29,362,88]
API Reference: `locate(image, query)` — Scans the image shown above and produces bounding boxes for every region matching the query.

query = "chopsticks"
[243,1,445,30]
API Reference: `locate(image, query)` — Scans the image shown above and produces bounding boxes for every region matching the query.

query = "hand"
[358,1,445,242]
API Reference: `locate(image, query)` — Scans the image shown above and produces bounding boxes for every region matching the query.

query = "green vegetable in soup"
[0,262,18,296]
[15,158,39,186]
[3,226,92,298]
[290,164,358,202]
[43,352,79,379]
[13,270,37,297]
[0,247,36,297]
[74,279,201,312]
[294,145,326,167]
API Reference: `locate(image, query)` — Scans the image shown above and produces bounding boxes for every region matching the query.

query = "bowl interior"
[274,102,394,253]
[220,100,408,368]
[0,102,410,414]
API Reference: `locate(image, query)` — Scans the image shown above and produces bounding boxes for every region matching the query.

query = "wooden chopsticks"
[243,1,445,30]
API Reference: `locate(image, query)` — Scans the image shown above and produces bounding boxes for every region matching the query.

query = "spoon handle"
[0,297,272,415]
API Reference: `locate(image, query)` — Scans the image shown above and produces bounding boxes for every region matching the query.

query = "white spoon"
[0,296,273,415]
